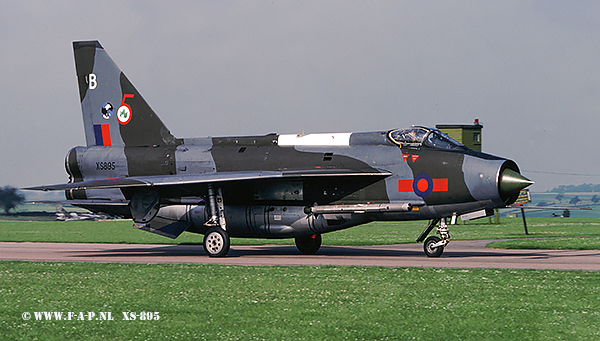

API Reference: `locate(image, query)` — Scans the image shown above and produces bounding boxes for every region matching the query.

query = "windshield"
[388,127,466,150]
[423,130,465,150]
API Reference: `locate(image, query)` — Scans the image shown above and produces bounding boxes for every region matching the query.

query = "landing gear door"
[130,189,160,223]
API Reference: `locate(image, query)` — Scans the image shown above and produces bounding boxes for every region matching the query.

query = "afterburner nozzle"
[499,168,534,204]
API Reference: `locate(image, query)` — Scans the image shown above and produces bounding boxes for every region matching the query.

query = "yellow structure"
[436,119,483,152]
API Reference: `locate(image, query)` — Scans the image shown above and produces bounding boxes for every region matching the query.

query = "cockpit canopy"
[388,126,466,150]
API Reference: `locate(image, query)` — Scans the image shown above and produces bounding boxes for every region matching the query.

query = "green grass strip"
[487,236,600,250]
[1,261,599,340]
[1,218,599,248]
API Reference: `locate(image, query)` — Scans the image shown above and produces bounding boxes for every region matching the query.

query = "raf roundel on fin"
[117,94,134,125]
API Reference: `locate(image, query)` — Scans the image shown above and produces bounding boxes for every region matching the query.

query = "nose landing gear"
[417,218,451,257]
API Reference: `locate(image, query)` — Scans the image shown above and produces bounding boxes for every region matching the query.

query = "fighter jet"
[55,206,111,221]
[26,41,533,257]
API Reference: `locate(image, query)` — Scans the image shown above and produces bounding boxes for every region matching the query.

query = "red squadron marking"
[398,179,413,192]
[432,178,448,192]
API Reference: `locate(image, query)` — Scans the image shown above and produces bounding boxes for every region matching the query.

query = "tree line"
[0,186,25,214]
[550,183,600,193]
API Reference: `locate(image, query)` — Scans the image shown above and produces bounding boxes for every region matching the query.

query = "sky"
[1,1,600,192]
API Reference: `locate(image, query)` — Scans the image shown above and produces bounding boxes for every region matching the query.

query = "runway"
[1,240,599,270]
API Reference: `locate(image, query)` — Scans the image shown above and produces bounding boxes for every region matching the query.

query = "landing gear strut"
[417,218,451,257]
[203,185,230,257]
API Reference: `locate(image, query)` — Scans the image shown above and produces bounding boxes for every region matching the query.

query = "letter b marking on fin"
[88,73,97,90]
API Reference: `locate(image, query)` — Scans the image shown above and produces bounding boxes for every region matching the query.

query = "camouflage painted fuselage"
[62,128,518,239]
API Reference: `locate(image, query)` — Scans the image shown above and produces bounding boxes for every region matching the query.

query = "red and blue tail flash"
[93,124,112,146]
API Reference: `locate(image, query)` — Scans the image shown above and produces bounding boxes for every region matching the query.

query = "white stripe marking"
[277,133,351,146]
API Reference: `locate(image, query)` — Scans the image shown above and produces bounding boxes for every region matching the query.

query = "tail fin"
[73,41,179,147]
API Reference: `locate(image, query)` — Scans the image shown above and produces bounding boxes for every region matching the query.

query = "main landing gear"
[203,227,230,257]
[295,234,322,254]
[416,218,451,257]
[203,185,231,257]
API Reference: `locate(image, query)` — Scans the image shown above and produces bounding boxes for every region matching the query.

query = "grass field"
[1,217,599,250]
[2,218,600,339]
[1,261,599,340]
[487,236,600,250]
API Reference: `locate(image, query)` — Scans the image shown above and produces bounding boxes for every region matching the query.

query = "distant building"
[436,119,483,152]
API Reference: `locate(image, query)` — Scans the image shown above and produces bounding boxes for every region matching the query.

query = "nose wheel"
[417,218,451,258]
[423,236,444,257]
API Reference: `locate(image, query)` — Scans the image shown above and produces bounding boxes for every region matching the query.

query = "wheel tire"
[424,236,444,258]
[295,234,322,254]
[203,227,230,257]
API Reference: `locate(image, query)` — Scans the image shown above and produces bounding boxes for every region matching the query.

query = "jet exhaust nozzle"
[499,168,534,205]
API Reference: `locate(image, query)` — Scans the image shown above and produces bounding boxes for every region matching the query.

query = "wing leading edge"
[26,169,393,192]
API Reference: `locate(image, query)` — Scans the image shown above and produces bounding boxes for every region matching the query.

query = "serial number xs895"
[122,311,160,320]
[96,161,116,171]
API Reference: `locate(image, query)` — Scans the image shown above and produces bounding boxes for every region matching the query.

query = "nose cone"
[499,168,534,204]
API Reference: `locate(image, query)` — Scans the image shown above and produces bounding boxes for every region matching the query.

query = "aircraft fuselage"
[64,130,520,239]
